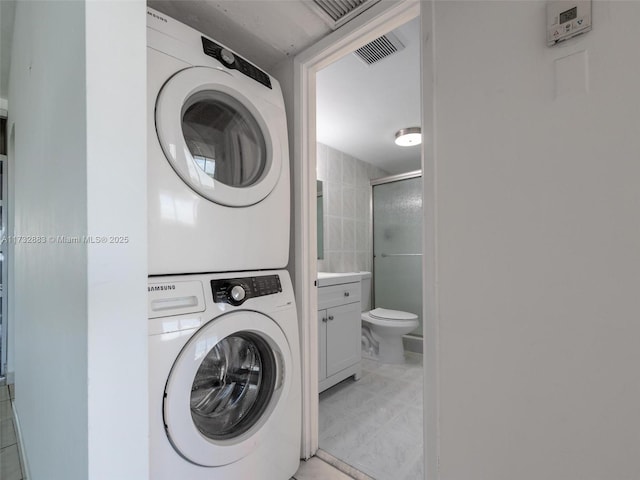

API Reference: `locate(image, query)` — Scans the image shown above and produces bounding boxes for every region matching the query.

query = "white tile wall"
[317,143,389,273]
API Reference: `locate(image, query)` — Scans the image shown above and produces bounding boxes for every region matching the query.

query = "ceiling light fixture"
[394,127,422,147]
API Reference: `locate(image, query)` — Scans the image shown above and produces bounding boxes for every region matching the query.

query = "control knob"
[220,48,235,66]
[230,285,246,302]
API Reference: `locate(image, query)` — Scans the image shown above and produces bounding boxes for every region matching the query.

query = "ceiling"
[316,17,421,174]
[149,0,334,71]
[1,1,420,175]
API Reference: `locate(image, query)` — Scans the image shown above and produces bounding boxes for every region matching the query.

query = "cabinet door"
[318,309,327,382]
[326,302,361,377]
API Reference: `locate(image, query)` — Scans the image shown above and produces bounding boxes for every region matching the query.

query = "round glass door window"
[155,67,284,207]
[190,332,276,440]
[181,91,267,189]
[162,309,291,466]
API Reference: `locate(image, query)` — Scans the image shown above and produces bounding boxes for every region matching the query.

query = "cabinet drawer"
[318,282,360,310]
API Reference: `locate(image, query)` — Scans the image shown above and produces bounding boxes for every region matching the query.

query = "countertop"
[317,272,362,287]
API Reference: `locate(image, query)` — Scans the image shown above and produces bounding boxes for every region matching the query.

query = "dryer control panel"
[201,37,272,89]
[211,274,282,306]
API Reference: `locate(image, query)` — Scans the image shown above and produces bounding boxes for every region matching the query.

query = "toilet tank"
[360,271,372,312]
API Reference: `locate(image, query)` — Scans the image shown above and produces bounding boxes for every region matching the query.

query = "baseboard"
[12,401,31,480]
[403,334,423,354]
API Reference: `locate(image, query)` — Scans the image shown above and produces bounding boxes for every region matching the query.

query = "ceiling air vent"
[310,0,380,30]
[354,32,405,66]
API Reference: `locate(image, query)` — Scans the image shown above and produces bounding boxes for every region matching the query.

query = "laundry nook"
[2,1,640,480]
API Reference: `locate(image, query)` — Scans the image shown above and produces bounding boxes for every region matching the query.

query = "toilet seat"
[369,308,417,321]
[362,308,418,329]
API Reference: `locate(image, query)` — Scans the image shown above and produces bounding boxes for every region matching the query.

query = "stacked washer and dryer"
[146,8,300,480]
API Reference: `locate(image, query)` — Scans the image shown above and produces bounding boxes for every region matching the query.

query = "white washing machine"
[148,270,301,479]
[147,8,291,275]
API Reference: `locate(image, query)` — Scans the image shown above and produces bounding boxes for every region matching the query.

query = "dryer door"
[155,66,283,207]
[163,310,292,467]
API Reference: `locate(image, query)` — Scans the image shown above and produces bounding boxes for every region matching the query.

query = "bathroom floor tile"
[351,371,398,395]
[381,378,423,407]
[347,428,422,480]
[383,405,423,439]
[318,354,424,480]
[398,448,425,480]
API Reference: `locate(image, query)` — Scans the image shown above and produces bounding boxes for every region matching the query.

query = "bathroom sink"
[317,272,362,287]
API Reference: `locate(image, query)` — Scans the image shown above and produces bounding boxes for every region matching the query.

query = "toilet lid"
[369,308,418,321]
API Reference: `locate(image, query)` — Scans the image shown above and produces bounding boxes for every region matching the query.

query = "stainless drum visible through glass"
[181,91,267,188]
[190,332,277,440]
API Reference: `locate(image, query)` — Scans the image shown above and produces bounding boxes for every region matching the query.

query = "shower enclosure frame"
[370,170,423,312]
[370,169,422,187]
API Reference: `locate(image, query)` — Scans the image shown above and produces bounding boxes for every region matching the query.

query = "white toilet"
[360,272,419,364]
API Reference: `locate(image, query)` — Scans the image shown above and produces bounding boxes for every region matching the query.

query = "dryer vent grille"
[310,0,379,30]
[354,32,405,65]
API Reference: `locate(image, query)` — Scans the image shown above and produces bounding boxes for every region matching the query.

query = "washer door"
[155,66,282,207]
[164,311,291,466]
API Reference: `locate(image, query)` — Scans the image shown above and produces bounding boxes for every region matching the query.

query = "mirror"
[317,180,324,259]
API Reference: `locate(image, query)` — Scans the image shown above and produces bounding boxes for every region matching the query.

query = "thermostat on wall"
[547,0,592,46]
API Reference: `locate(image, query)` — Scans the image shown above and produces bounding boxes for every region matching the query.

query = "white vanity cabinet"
[317,274,362,392]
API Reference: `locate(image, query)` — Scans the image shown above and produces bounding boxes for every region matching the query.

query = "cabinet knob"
[344,291,350,297]
[328,315,334,321]
[322,317,327,323]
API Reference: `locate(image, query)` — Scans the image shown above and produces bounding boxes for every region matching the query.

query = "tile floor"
[1,384,23,480]
[318,353,424,480]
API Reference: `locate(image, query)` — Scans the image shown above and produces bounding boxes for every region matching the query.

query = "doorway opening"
[314,18,423,477]
[292,2,436,479]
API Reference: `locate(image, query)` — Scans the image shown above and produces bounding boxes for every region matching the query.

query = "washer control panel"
[201,37,272,89]
[211,274,282,306]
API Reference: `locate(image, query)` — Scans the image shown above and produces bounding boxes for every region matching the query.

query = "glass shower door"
[372,175,423,336]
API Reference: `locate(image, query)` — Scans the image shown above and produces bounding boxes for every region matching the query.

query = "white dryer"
[148,270,301,479]
[147,8,291,275]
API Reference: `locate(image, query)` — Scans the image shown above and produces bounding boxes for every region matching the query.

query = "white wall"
[426,1,640,478]
[8,1,147,479]
[85,2,148,479]
[9,3,88,476]
[271,58,297,281]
